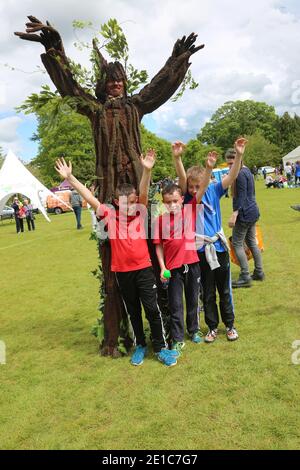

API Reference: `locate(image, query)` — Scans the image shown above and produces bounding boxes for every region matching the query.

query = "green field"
[1,182,300,450]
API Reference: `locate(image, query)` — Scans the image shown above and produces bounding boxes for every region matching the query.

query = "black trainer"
[251,271,265,281]
[232,276,252,288]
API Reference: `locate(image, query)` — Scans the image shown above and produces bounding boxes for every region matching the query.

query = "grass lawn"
[0,182,300,450]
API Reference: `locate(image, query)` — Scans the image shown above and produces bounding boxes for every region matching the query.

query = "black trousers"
[168,262,201,342]
[115,267,167,353]
[26,216,35,231]
[198,251,235,330]
[15,216,24,233]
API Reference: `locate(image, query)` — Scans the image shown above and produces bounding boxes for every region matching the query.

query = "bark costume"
[15,16,204,355]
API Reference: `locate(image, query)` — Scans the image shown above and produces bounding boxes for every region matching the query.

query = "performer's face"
[105,79,124,97]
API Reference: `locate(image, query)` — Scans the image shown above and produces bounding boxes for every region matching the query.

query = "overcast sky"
[1,0,300,161]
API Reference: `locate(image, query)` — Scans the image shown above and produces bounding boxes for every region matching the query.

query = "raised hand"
[172,141,186,158]
[14,16,64,52]
[55,157,72,180]
[206,151,218,170]
[172,33,204,58]
[234,137,248,157]
[140,149,156,171]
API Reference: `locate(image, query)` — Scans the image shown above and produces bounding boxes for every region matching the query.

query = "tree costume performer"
[15,16,204,356]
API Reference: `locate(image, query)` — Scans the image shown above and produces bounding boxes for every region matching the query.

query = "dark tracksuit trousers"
[15,216,24,233]
[115,267,167,353]
[198,251,235,330]
[168,262,201,342]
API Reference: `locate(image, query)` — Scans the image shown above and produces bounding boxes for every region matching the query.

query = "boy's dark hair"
[115,183,136,198]
[162,183,183,198]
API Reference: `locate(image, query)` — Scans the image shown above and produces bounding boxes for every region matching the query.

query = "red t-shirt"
[96,203,152,272]
[153,207,198,270]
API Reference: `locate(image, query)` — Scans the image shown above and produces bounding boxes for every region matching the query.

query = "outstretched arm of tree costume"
[132,33,204,119]
[14,16,98,117]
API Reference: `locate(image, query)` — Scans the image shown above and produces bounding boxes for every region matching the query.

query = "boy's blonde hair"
[186,165,204,182]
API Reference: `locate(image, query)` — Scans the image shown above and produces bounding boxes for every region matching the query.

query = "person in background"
[294,161,300,186]
[227,149,265,287]
[71,188,83,229]
[23,198,35,231]
[285,162,293,186]
[12,196,24,234]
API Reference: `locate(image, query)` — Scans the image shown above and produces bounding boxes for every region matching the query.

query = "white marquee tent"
[0,149,71,222]
[282,146,300,166]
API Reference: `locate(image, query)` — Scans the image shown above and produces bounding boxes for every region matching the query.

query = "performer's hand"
[172,141,186,158]
[140,149,156,170]
[55,157,72,179]
[206,151,218,170]
[15,16,64,52]
[234,137,248,157]
[172,33,204,58]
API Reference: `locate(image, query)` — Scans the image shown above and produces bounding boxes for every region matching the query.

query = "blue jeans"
[73,205,82,229]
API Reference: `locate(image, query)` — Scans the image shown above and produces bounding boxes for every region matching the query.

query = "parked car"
[0,205,14,220]
[258,166,275,175]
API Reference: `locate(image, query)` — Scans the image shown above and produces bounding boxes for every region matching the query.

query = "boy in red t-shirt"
[55,152,177,367]
[153,152,217,355]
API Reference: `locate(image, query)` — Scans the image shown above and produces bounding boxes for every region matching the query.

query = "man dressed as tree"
[15,16,204,356]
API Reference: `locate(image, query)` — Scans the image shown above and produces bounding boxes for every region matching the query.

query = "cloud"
[1,0,300,157]
[0,115,23,154]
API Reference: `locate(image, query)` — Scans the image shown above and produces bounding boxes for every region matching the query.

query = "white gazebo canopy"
[282,146,300,166]
[0,149,71,221]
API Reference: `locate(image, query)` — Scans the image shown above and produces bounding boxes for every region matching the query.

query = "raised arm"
[139,149,156,206]
[195,152,218,203]
[172,141,187,193]
[222,138,248,190]
[15,16,98,116]
[131,33,204,119]
[55,158,100,211]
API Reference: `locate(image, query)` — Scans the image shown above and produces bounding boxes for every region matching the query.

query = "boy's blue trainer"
[191,332,203,344]
[156,348,177,367]
[131,345,147,366]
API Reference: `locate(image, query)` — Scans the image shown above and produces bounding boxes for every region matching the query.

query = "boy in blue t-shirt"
[172,138,248,343]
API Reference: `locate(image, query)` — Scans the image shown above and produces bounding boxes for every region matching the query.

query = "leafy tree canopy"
[198,100,279,151]
[243,131,281,169]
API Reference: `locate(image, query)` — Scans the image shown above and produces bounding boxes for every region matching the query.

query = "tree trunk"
[98,242,133,357]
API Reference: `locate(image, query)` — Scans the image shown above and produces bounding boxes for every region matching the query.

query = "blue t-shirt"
[184,182,226,253]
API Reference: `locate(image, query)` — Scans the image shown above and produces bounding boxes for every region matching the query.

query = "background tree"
[31,98,95,187]
[198,100,279,151]
[276,112,300,156]
[182,139,223,168]
[243,131,281,168]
